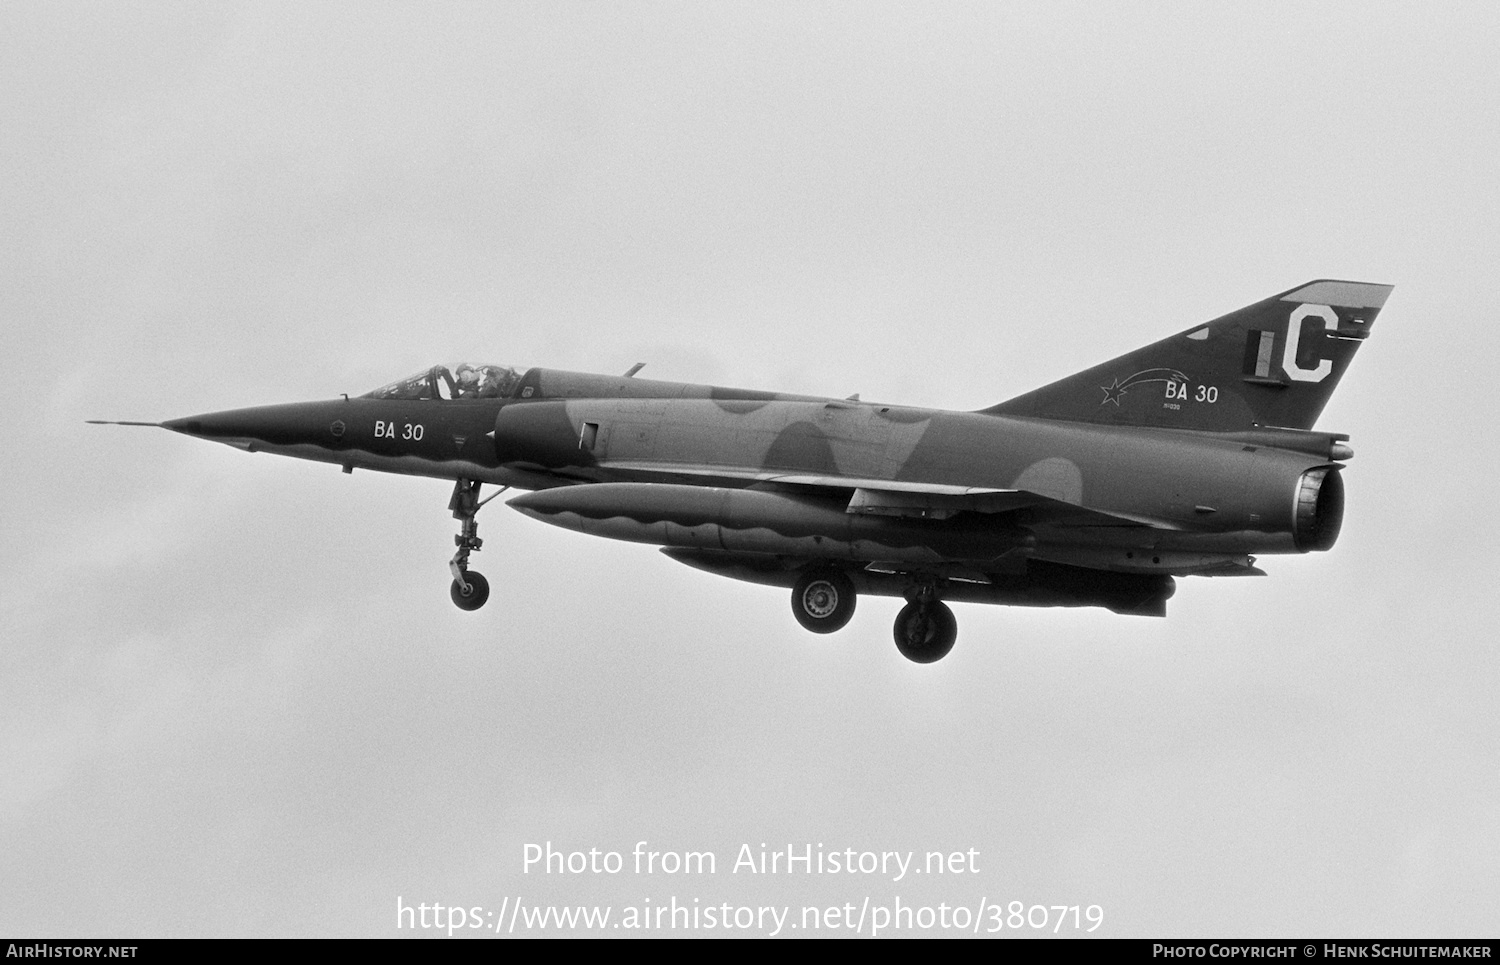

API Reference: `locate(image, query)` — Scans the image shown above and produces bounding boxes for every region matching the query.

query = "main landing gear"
[788,568,959,663]
[448,479,505,611]
[791,567,857,633]
[892,576,957,663]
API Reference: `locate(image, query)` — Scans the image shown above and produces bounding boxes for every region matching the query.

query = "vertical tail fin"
[984,280,1394,431]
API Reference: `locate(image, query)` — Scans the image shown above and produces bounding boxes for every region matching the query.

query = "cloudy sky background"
[4,1,1498,937]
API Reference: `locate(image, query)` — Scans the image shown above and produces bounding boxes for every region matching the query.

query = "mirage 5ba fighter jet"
[94,279,1392,662]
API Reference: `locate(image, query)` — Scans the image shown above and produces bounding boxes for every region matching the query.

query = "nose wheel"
[451,570,490,610]
[447,479,504,611]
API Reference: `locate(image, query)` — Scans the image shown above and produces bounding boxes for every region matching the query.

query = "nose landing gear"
[447,479,504,611]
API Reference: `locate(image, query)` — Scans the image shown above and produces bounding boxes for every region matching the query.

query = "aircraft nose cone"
[160,415,208,437]
[161,401,346,451]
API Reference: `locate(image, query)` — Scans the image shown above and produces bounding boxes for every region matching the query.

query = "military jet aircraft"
[93,279,1391,662]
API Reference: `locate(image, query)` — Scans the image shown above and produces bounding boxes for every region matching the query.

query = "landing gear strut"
[893,578,957,663]
[448,478,504,611]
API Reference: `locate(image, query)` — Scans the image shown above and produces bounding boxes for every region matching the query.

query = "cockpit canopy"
[362,364,523,401]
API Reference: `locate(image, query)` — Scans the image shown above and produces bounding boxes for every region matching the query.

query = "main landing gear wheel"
[791,568,857,633]
[451,570,490,611]
[893,600,958,663]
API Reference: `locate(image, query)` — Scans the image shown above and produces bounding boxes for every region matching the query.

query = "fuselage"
[163,365,1346,578]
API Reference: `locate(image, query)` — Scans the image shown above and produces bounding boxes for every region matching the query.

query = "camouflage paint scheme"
[107,279,1392,660]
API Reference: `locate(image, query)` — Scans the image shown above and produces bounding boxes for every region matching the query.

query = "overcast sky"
[3,1,1498,938]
